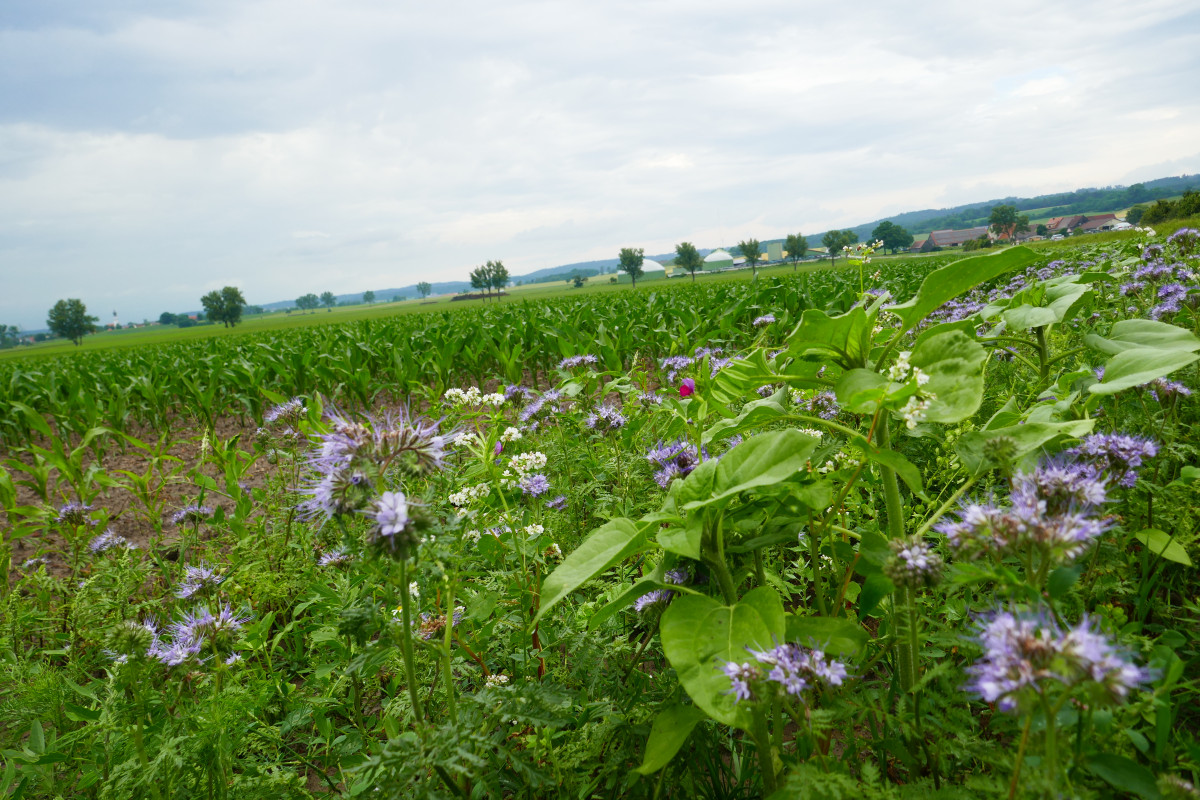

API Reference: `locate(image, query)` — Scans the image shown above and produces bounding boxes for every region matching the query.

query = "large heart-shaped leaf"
[660,587,785,729]
[633,704,708,775]
[786,307,871,369]
[909,330,987,423]
[886,246,1037,331]
[681,430,818,510]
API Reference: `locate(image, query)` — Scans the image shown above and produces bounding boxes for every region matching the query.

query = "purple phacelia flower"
[545,495,568,511]
[753,314,776,328]
[1068,432,1159,488]
[171,504,215,526]
[558,354,598,370]
[520,473,551,497]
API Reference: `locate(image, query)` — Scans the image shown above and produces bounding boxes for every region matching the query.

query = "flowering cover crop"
[1,229,1199,798]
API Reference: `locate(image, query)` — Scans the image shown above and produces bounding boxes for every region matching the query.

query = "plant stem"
[442,580,458,726]
[1008,713,1034,800]
[397,558,425,723]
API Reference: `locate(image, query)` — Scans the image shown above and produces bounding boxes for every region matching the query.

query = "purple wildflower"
[753,314,776,328]
[176,563,224,599]
[637,390,663,406]
[801,391,840,421]
[725,643,849,704]
[264,397,306,425]
[1149,377,1192,403]
[89,528,135,555]
[318,548,351,567]
[414,607,465,640]
[1012,460,1107,515]
[647,440,702,488]
[558,354,599,370]
[56,503,97,527]
[520,473,551,497]
[633,589,675,614]
[659,355,694,384]
[1068,432,1159,488]
[371,490,410,541]
[545,495,568,511]
[884,536,943,589]
[585,404,626,431]
[679,377,696,397]
[171,504,215,526]
[1119,281,1146,296]
[709,357,732,377]
[967,610,1150,712]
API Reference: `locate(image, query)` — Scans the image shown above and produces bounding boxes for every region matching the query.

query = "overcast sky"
[2,0,1199,329]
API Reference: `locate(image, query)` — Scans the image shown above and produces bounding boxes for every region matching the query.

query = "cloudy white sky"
[2,0,1199,329]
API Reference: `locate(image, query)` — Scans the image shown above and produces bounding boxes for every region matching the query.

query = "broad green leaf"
[1085,755,1163,800]
[1134,528,1193,567]
[786,307,871,369]
[1085,319,1200,355]
[633,704,708,775]
[588,561,669,630]
[1001,304,1058,330]
[1003,280,1090,331]
[660,587,785,730]
[909,330,987,423]
[858,574,894,617]
[785,615,869,656]
[886,246,1037,331]
[657,514,703,560]
[956,420,1096,477]
[683,430,819,510]
[834,369,887,414]
[1091,347,1200,395]
[535,518,652,623]
[703,392,788,445]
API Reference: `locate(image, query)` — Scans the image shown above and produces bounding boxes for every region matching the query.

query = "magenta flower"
[679,378,696,397]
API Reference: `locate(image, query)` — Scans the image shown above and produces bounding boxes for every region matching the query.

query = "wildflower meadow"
[2,228,1199,799]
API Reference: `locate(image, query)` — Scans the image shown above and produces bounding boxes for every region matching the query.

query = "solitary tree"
[988,205,1021,241]
[416,282,433,299]
[486,260,510,296]
[1126,205,1147,225]
[296,293,320,310]
[870,221,914,254]
[784,233,808,270]
[363,290,376,304]
[200,286,248,328]
[320,291,337,308]
[674,241,704,282]
[0,324,19,349]
[47,299,98,345]
[822,230,858,267]
[392,295,406,303]
[737,239,763,278]
[618,247,645,289]
[159,312,176,325]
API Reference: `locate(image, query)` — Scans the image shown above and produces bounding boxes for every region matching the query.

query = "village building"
[911,226,989,252]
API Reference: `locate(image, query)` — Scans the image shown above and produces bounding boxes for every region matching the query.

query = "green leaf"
[535,518,652,623]
[660,587,785,730]
[909,330,986,423]
[703,393,788,445]
[956,420,1096,477]
[1085,319,1200,355]
[63,703,101,723]
[1085,754,1162,800]
[858,574,894,617]
[633,704,708,775]
[850,434,925,496]
[1091,347,1200,395]
[1047,565,1082,600]
[786,307,870,369]
[834,369,887,414]
[682,430,818,510]
[1134,528,1193,567]
[885,246,1037,331]
[28,720,44,755]
[588,561,669,630]
[785,615,869,657]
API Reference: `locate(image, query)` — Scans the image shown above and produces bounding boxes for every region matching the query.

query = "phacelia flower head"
[519,473,551,497]
[545,494,568,511]
[558,354,598,370]
[753,314,776,328]
[646,440,703,488]
[585,404,627,432]
[724,642,849,704]
[171,504,215,526]
[884,536,943,590]
[264,397,306,426]
[368,491,422,559]
[967,609,1150,712]
[1068,432,1159,488]
[89,528,135,555]
[56,503,97,527]
[176,563,224,600]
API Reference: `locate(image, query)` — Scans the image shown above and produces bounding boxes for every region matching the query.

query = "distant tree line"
[1137,190,1200,227]
[468,261,510,298]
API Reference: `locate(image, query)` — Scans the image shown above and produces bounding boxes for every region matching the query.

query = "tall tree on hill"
[0,324,20,349]
[416,282,432,299]
[618,247,645,289]
[870,221,914,254]
[674,241,704,282]
[320,291,337,308]
[737,238,762,279]
[822,230,857,267]
[46,298,98,345]
[363,290,375,304]
[784,233,808,270]
[296,293,319,310]
[486,260,510,297]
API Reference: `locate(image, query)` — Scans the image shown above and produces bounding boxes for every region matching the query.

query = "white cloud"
[2,0,1199,328]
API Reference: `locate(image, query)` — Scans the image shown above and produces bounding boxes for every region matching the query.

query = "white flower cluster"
[485,674,510,687]
[797,428,823,439]
[1135,226,1157,236]
[899,396,931,429]
[449,482,491,508]
[502,451,547,489]
[500,426,523,442]
[886,351,931,386]
[444,387,506,407]
[523,524,544,538]
[816,451,863,474]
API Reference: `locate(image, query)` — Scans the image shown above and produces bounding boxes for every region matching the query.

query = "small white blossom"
[900,396,932,429]
[482,393,506,407]
[485,674,510,687]
[523,524,545,538]
[500,427,523,442]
